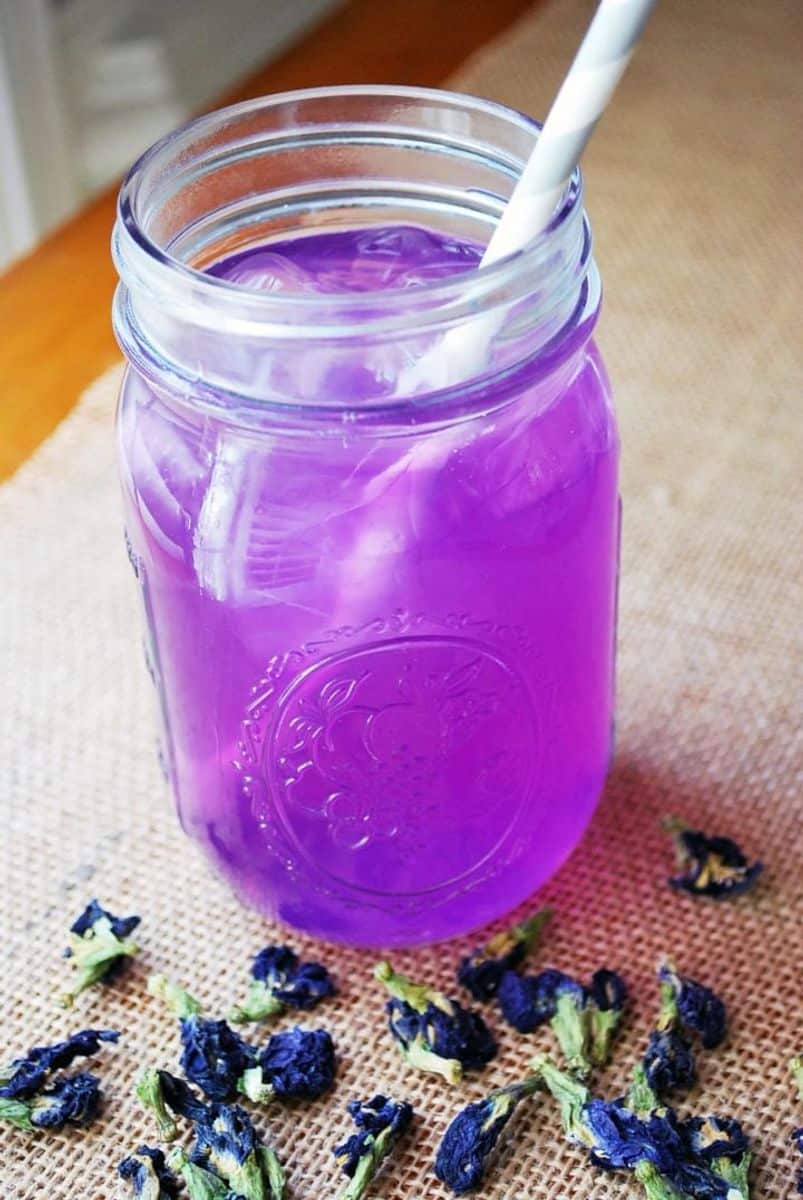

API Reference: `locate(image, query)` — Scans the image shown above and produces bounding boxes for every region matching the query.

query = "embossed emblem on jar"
[263,636,539,896]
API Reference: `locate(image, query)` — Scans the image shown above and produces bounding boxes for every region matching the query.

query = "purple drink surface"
[119,225,619,946]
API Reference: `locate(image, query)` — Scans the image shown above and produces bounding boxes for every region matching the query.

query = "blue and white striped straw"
[482,0,659,265]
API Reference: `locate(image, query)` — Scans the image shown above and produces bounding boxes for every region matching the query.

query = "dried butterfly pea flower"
[497,968,567,1034]
[333,1094,413,1198]
[499,967,626,1077]
[0,1028,118,1100]
[434,1076,542,1195]
[533,1055,745,1200]
[658,961,727,1050]
[118,1145,181,1198]
[136,1067,208,1140]
[228,945,335,1024]
[641,1029,697,1096]
[192,1102,285,1200]
[664,818,763,901]
[61,899,140,1007]
[147,975,256,1102]
[0,1071,102,1131]
[457,909,552,1002]
[239,1026,336,1104]
[587,968,628,1068]
[375,961,496,1085]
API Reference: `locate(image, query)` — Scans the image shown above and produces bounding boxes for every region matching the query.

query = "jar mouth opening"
[115,84,585,333]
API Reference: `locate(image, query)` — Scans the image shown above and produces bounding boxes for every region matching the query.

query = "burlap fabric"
[2,0,801,1195]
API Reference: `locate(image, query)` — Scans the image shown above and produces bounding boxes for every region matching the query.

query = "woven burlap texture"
[2,0,802,1196]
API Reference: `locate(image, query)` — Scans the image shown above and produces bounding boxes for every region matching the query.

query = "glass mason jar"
[113,86,619,947]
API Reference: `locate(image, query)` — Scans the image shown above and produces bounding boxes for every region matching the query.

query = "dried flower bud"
[136,1067,207,1140]
[532,1055,742,1200]
[587,968,628,1067]
[228,945,336,1024]
[664,818,763,901]
[192,1102,285,1200]
[457,909,552,1002]
[240,1026,336,1104]
[0,1072,102,1131]
[375,961,496,1085]
[147,975,256,1102]
[0,1029,118,1101]
[434,1077,541,1194]
[658,962,727,1050]
[497,969,567,1034]
[118,1145,181,1198]
[61,899,140,1007]
[333,1094,413,1199]
[641,1029,697,1096]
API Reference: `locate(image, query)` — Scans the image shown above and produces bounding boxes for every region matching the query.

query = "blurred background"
[0,0,345,268]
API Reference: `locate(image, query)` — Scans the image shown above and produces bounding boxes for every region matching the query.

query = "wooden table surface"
[0,0,537,482]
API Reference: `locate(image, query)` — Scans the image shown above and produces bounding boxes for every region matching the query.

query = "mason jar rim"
[113,84,588,342]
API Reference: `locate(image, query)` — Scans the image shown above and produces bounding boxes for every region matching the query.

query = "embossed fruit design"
[270,637,535,890]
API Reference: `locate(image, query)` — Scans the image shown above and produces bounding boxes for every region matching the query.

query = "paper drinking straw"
[481,0,659,267]
[404,0,658,393]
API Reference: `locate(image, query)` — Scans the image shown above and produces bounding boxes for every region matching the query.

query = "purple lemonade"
[118,224,618,946]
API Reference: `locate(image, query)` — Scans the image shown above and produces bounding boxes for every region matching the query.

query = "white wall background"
[0,0,342,270]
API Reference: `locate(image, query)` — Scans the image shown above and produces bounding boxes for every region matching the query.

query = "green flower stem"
[147,974,203,1019]
[259,1147,286,1200]
[135,1067,178,1141]
[60,920,139,1007]
[550,990,592,1079]
[341,1125,400,1200]
[530,1053,591,1146]
[588,1006,623,1068]
[403,1036,462,1086]
[168,1148,229,1199]
[484,908,552,961]
[237,1066,276,1106]
[634,1160,688,1200]
[0,1097,35,1132]
[714,1152,752,1200]
[626,1063,660,1116]
[791,1056,803,1101]
[374,961,453,1015]
[228,981,284,1025]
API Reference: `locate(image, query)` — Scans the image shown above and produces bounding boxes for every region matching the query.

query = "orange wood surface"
[0,0,537,480]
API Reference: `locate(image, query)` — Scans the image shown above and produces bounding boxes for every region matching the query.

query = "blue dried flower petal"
[180,1016,256,1102]
[333,1094,413,1197]
[70,899,141,942]
[589,969,627,1013]
[230,945,336,1024]
[119,1145,181,1198]
[665,822,763,900]
[457,910,551,1002]
[348,1094,413,1138]
[257,1026,335,1100]
[680,1114,748,1162]
[497,968,567,1033]
[0,1029,119,1100]
[659,964,727,1050]
[642,1030,697,1095]
[29,1072,101,1129]
[434,1078,541,1195]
